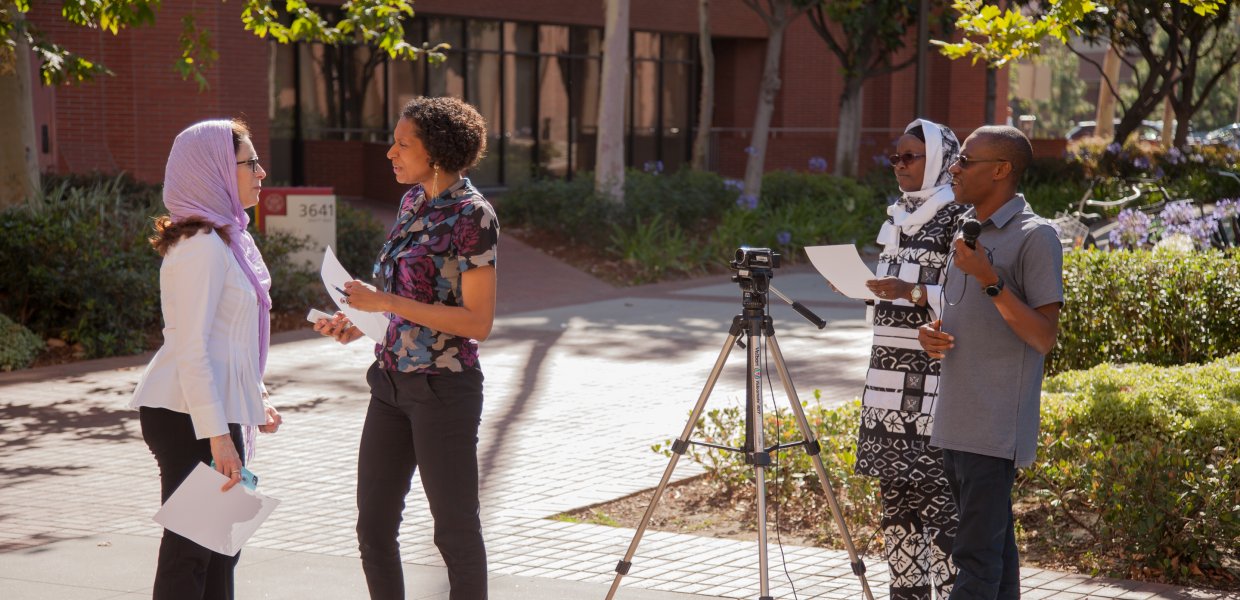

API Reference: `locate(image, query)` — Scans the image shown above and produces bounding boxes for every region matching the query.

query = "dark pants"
[139,407,245,600]
[942,449,1020,600]
[357,363,487,600]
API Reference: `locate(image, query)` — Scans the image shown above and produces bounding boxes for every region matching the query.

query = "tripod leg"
[604,332,740,600]
[765,334,877,600]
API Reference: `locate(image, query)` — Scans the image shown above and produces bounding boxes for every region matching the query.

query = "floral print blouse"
[373,178,498,374]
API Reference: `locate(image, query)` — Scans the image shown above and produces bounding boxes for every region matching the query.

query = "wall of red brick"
[27,2,269,186]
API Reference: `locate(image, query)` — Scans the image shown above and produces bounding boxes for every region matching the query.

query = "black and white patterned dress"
[857,198,966,600]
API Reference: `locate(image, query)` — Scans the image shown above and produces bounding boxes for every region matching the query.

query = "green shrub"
[498,176,615,243]
[0,313,44,371]
[251,230,326,314]
[0,175,164,358]
[1049,249,1240,373]
[0,173,333,360]
[707,172,886,263]
[658,395,883,553]
[336,201,386,278]
[1022,356,1240,583]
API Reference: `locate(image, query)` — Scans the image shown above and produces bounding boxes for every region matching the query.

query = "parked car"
[1201,123,1240,149]
[1066,120,1164,143]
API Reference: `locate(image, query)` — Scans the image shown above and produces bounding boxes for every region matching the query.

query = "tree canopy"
[0,0,446,89]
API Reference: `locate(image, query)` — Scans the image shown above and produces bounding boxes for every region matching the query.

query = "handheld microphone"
[961,219,982,250]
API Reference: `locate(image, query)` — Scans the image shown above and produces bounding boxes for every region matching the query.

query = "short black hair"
[399,97,488,173]
[971,125,1033,181]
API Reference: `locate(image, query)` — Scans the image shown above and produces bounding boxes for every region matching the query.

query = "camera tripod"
[604,261,875,600]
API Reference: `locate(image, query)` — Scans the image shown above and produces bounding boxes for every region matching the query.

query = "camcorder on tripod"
[605,247,875,600]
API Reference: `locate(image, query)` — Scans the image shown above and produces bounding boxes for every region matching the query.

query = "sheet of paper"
[319,246,390,343]
[153,463,280,556]
[805,244,880,301]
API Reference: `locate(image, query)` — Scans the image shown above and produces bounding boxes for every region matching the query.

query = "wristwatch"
[909,284,923,304]
[983,276,1005,297]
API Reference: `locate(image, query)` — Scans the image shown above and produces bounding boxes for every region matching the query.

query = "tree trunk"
[1094,43,1122,140]
[742,6,792,201]
[595,0,630,202]
[691,0,715,171]
[833,78,863,177]
[0,33,40,208]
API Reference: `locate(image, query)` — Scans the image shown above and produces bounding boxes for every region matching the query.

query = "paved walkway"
[1,234,1235,600]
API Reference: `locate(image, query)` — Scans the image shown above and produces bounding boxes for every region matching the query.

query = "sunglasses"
[888,152,926,167]
[952,154,1008,168]
[236,156,262,174]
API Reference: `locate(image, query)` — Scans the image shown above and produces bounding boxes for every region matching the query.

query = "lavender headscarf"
[162,120,273,376]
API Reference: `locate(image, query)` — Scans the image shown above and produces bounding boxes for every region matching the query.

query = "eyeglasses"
[236,157,262,173]
[953,154,1008,169]
[888,152,926,167]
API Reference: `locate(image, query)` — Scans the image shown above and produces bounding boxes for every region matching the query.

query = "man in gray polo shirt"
[918,125,1063,600]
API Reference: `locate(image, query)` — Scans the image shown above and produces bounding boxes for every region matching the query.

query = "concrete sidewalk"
[1,235,1235,600]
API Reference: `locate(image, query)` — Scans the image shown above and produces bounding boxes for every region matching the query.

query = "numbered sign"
[255,187,337,269]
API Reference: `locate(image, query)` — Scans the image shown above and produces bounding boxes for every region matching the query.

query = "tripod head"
[729,247,825,328]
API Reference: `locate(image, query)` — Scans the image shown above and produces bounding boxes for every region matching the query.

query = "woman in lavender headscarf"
[857,119,965,600]
[131,119,283,599]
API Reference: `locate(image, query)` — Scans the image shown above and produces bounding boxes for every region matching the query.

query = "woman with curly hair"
[131,118,283,599]
[313,97,497,600]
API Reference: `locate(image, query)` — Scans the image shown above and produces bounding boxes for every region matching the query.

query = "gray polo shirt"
[929,194,1064,467]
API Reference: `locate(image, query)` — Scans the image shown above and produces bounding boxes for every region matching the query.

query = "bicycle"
[1051,177,1151,251]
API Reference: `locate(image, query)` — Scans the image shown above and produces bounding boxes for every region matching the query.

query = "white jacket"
[130,230,267,439]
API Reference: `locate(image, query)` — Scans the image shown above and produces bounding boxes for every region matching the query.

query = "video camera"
[730,247,780,293]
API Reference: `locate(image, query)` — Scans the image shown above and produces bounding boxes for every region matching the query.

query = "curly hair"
[148,119,249,255]
[400,97,488,173]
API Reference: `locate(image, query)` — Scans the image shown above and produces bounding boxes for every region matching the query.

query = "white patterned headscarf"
[875,119,960,256]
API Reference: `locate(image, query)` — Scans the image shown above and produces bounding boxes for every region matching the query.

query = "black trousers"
[139,407,245,600]
[357,363,487,600]
[942,449,1020,600]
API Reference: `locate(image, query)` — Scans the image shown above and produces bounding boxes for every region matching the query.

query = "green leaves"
[935,0,1101,66]
[938,0,1230,66]
[175,13,218,91]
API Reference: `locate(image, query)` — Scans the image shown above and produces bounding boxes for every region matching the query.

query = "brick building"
[28,1,1005,202]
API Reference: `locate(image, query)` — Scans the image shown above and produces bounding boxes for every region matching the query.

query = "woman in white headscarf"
[857,119,965,600]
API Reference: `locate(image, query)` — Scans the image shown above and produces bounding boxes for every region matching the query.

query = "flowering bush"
[1107,201,1220,251]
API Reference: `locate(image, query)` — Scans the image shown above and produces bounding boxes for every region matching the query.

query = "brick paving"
[1,235,1235,599]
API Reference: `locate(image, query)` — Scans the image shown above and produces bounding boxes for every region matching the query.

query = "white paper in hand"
[153,463,280,556]
[319,246,390,343]
[805,245,880,301]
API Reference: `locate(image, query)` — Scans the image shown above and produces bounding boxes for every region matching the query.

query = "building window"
[272,13,699,188]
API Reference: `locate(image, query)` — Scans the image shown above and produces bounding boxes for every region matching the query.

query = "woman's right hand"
[313,312,364,344]
[209,434,243,492]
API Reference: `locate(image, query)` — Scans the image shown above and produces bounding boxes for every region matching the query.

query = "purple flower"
[1109,208,1151,250]
[1133,156,1150,170]
[744,146,759,157]
[1162,216,1218,250]
[1215,198,1239,219]
[736,193,759,210]
[873,154,892,168]
[1159,200,1198,226]
[723,178,744,192]
[1106,143,1122,155]
[642,160,664,174]
[807,156,828,172]
[1166,147,1185,165]
[777,230,792,245]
